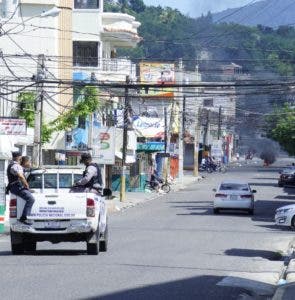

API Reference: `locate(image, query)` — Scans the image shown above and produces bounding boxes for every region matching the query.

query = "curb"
[284,238,295,283]
[107,176,204,214]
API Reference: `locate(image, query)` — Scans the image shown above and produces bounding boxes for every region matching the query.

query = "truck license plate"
[44,221,61,229]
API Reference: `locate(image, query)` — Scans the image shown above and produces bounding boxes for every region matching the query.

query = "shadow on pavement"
[253,177,277,181]
[34,249,86,256]
[0,249,87,256]
[275,195,295,200]
[284,187,295,195]
[168,201,213,205]
[257,168,281,173]
[256,224,292,232]
[84,275,251,300]
[224,248,283,261]
[251,200,295,224]
[0,251,12,256]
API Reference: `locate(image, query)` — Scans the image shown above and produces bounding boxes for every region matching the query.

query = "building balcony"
[101,12,141,48]
[73,58,137,82]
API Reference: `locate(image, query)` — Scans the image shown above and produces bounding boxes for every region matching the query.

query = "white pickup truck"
[9,167,110,255]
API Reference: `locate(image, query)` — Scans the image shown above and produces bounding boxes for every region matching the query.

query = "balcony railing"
[74,58,136,77]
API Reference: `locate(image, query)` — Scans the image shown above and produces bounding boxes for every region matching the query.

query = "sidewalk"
[271,237,295,299]
[107,173,202,214]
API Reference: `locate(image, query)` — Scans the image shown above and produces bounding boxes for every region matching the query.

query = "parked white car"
[213,180,256,215]
[275,204,295,228]
[9,167,110,255]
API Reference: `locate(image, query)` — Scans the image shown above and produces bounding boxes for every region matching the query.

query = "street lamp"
[40,7,61,18]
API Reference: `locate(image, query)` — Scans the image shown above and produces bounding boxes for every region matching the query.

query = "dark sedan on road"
[278,168,295,187]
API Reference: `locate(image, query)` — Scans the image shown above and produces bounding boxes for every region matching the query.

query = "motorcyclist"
[74,153,103,194]
[7,152,35,225]
[150,170,162,192]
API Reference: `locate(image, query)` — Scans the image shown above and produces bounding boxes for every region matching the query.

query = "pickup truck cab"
[9,167,109,255]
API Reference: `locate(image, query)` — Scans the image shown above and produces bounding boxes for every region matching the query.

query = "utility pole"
[182,95,186,140]
[218,106,222,140]
[203,109,210,154]
[178,59,184,187]
[193,107,202,177]
[33,54,45,167]
[120,75,130,202]
[164,107,168,153]
[162,106,169,182]
[88,73,98,156]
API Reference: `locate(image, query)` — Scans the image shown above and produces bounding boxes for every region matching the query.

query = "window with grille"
[203,98,214,107]
[73,41,99,67]
[74,0,99,9]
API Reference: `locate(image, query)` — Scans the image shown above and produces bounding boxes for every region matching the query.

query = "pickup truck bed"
[10,191,108,255]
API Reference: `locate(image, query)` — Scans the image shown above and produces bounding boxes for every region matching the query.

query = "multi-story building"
[0,0,141,163]
[65,0,141,164]
[72,0,140,83]
[0,0,72,155]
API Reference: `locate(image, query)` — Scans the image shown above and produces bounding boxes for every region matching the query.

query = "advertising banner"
[92,127,116,165]
[133,116,164,139]
[139,62,175,98]
[0,118,26,135]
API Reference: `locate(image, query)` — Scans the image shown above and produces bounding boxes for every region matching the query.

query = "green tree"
[50,86,100,131]
[129,0,145,13]
[17,92,35,127]
[17,86,100,144]
[266,105,295,155]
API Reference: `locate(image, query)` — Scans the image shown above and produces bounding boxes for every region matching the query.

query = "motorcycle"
[144,179,171,193]
[199,161,227,174]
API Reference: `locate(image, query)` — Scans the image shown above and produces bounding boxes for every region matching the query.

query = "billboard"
[140,62,175,98]
[92,127,116,165]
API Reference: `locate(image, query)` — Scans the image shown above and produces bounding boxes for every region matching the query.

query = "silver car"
[213,180,256,215]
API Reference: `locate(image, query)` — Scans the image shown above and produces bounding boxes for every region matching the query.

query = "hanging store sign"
[92,127,116,165]
[133,116,164,138]
[0,118,26,135]
[137,142,165,152]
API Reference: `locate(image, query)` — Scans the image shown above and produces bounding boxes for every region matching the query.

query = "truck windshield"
[28,173,83,189]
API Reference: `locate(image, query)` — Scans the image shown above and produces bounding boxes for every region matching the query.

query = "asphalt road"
[1,162,295,300]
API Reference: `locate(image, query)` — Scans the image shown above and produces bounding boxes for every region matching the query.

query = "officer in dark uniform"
[7,152,35,224]
[75,153,103,193]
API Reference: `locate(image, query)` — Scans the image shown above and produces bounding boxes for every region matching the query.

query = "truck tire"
[24,241,37,253]
[87,227,100,255]
[99,224,108,252]
[10,231,25,255]
[87,242,99,255]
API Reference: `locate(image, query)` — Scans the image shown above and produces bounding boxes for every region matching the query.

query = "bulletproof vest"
[83,163,101,188]
[7,162,20,185]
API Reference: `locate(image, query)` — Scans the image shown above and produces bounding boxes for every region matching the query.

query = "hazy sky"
[144,0,259,17]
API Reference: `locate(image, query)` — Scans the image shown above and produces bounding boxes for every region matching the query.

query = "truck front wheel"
[24,241,37,253]
[10,231,25,255]
[87,242,98,255]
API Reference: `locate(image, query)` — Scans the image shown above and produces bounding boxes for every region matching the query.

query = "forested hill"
[105,0,295,76]
[213,0,295,28]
